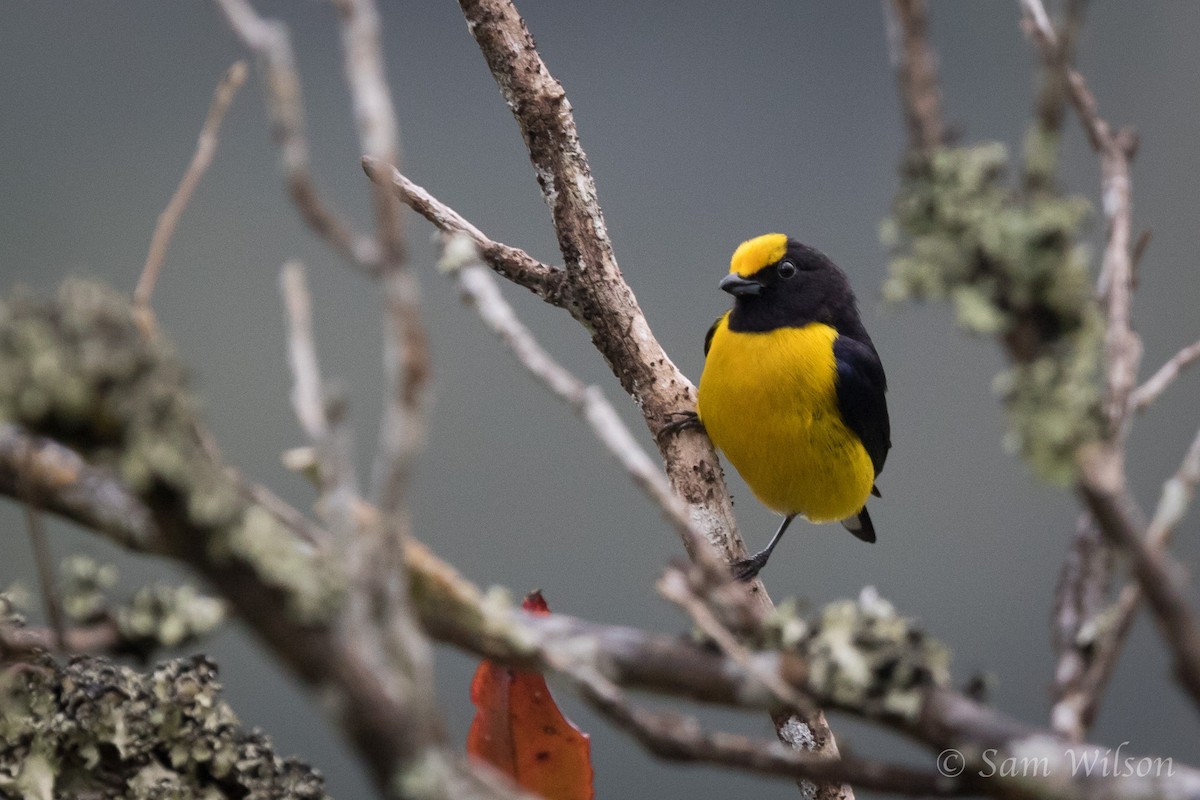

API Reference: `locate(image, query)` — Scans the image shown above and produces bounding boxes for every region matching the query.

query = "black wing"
[833,336,890,477]
[703,313,725,357]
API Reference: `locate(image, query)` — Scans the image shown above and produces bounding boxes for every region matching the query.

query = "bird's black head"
[721,233,866,338]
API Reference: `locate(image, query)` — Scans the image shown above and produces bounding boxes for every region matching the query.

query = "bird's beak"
[719,273,762,297]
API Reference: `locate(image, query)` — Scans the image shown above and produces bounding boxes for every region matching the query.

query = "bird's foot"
[732,550,769,582]
[658,410,704,442]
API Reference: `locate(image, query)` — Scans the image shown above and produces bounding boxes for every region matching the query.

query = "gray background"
[3,2,1199,798]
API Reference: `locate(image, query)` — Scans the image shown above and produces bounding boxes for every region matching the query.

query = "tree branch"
[1077,445,1200,709]
[214,0,380,270]
[362,160,567,304]
[1051,514,1114,740]
[439,236,723,578]
[134,61,248,323]
[6,419,1200,799]
[0,424,159,552]
[448,3,854,791]
[883,0,946,151]
[1130,338,1200,412]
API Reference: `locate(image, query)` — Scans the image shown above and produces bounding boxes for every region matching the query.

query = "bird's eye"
[777,260,797,279]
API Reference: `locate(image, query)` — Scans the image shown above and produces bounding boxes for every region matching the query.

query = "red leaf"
[467,591,595,800]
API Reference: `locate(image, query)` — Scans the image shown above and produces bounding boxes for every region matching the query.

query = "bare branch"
[1020,0,1200,718]
[574,670,957,796]
[440,237,723,577]
[658,566,810,714]
[8,423,1200,799]
[409,537,1200,800]
[448,1,851,788]
[280,261,329,443]
[1050,514,1113,740]
[371,267,431,514]
[0,424,158,552]
[330,0,404,264]
[134,61,247,321]
[1032,0,1087,140]
[214,0,380,270]
[451,0,745,559]
[0,617,122,660]
[327,0,433,517]
[1145,425,1200,549]
[363,159,568,303]
[883,0,946,150]
[1078,445,1200,708]
[1063,427,1200,731]
[279,261,361,511]
[24,507,66,651]
[1130,338,1200,412]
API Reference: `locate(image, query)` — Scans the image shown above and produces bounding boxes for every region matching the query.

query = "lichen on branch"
[882,143,1103,482]
[0,280,345,621]
[0,652,329,799]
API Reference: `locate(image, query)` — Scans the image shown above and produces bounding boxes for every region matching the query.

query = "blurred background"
[2,2,1199,797]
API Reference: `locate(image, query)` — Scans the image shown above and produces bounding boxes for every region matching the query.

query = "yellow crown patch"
[730,233,788,276]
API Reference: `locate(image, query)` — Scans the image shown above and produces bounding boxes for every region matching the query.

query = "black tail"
[841,507,876,543]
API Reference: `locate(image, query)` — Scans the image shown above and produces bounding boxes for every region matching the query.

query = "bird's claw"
[658,410,704,442]
[732,552,768,582]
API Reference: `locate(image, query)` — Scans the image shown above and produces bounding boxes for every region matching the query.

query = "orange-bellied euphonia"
[696,233,890,580]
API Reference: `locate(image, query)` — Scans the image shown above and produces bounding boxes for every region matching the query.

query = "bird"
[693,233,890,580]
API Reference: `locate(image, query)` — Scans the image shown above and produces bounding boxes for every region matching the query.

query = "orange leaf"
[467,591,595,800]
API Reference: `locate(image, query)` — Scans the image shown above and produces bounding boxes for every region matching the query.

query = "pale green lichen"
[1,586,30,627]
[55,555,226,657]
[800,588,950,721]
[0,653,329,799]
[883,143,1103,482]
[760,597,811,651]
[60,554,119,623]
[0,281,345,621]
[994,308,1105,483]
[116,583,226,651]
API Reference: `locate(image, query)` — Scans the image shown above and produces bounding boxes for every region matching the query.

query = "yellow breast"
[697,316,874,522]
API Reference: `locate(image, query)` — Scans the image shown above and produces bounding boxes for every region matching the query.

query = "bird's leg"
[657,409,705,442]
[732,514,795,581]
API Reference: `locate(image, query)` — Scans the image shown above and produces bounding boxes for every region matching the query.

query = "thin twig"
[1145,425,1200,549]
[330,0,404,265]
[278,261,361,535]
[280,261,328,443]
[1021,0,1200,716]
[453,2,845,791]
[363,159,567,304]
[1067,426,1200,725]
[0,424,158,552]
[214,0,380,270]
[24,507,66,651]
[883,0,946,150]
[328,0,432,517]
[1022,0,1087,192]
[134,61,248,322]
[1078,446,1200,708]
[0,618,122,660]
[326,3,443,764]
[1130,338,1200,412]
[440,237,724,578]
[658,566,811,714]
[10,425,1200,798]
[572,668,958,796]
[1050,514,1112,740]
[1032,0,1087,139]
